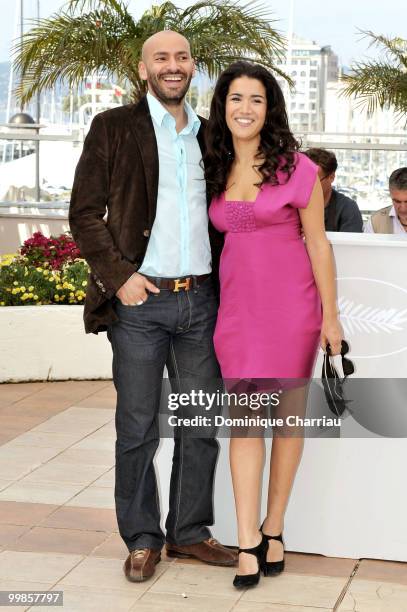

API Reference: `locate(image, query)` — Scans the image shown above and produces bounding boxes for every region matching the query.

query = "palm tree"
[341,30,407,116]
[12,0,290,105]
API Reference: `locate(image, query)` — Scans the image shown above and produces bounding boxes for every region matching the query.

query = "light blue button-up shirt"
[138,92,212,277]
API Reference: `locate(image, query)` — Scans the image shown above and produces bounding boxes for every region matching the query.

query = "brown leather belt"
[143,273,211,292]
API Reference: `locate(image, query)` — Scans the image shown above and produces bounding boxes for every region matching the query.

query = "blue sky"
[1,0,405,66]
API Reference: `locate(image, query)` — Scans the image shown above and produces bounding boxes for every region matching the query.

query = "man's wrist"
[116,271,140,296]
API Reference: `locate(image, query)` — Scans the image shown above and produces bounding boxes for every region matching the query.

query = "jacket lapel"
[196,119,206,158]
[129,97,159,227]
[197,118,210,207]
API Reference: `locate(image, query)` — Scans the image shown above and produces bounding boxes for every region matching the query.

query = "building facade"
[274,34,339,133]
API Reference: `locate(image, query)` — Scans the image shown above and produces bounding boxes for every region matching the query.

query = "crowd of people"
[303,148,407,235]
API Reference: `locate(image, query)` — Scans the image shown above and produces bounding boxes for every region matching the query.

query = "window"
[300,71,306,77]
[300,60,306,65]
[310,90,317,99]
[310,70,317,77]
[291,70,297,76]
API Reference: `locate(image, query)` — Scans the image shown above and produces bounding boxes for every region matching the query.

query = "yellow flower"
[69,292,74,298]
[28,293,33,298]
[82,281,87,287]
[0,253,17,267]
[24,270,28,276]
[36,267,43,272]
[56,284,63,290]
[13,281,18,286]
[62,282,69,289]
[33,295,39,300]
[77,295,83,301]
[1,253,17,259]
[43,269,49,276]
[20,286,26,292]
[28,286,34,291]
[55,295,60,301]
[11,288,19,295]
[0,301,5,306]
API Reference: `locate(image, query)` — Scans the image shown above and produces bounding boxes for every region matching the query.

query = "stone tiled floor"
[0,381,406,611]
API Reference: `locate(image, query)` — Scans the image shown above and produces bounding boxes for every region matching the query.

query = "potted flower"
[0,232,112,382]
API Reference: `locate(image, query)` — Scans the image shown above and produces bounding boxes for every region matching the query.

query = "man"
[69,30,236,582]
[364,167,407,234]
[304,148,363,232]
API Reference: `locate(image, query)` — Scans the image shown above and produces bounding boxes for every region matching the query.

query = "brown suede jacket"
[69,96,224,334]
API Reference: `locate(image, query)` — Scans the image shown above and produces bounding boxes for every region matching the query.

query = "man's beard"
[148,71,193,106]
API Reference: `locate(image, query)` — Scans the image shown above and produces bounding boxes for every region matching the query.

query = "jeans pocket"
[115,293,151,308]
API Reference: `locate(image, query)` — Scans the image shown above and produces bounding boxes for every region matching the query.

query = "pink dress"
[208,152,322,380]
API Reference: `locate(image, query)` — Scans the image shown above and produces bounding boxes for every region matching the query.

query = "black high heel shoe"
[233,534,268,589]
[261,523,285,576]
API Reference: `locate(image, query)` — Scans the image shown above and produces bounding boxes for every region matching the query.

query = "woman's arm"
[299,177,343,355]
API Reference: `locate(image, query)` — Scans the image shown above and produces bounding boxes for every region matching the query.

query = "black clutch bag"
[321,340,354,417]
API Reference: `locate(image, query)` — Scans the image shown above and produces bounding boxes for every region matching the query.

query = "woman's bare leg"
[230,436,265,574]
[263,386,307,562]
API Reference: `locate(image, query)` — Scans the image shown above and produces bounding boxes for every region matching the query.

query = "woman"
[204,61,343,588]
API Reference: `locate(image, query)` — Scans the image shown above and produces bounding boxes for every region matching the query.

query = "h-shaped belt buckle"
[173,277,191,292]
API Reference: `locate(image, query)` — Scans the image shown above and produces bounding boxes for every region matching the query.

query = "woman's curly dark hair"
[204,61,300,198]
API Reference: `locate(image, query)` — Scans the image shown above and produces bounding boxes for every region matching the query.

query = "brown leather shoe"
[123,548,161,582]
[166,538,238,567]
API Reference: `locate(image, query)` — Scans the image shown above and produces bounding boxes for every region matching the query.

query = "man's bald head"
[139,30,195,107]
[141,30,191,63]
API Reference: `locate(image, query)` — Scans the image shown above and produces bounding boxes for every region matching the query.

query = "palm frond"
[12,0,290,104]
[12,9,137,104]
[341,62,407,115]
[357,29,407,68]
[341,30,407,116]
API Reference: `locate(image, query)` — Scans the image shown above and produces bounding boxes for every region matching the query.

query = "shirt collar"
[389,205,396,218]
[147,91,200,136]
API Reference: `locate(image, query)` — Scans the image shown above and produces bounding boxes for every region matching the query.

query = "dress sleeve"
[289,152,319,209]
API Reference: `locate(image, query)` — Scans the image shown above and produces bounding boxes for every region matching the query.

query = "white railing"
[1,130,406,216]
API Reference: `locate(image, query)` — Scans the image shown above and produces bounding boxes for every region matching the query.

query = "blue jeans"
[107,276,221,551]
